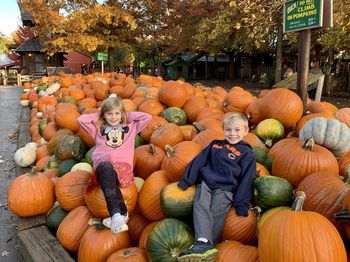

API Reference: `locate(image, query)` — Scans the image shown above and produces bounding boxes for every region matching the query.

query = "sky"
[0,0,21,37]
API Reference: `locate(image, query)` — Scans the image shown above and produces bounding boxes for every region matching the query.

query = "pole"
[101,61,104,74]
[296,29,311,114]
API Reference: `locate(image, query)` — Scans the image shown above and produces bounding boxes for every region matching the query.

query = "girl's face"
[104,107,122,126]
[224,119,248,144]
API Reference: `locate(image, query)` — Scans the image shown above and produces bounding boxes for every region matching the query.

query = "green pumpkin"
[160,183,195,219]
[36,84,47,93]
[57,159,78,177]
[135,134,145,148]
[46,205,68,230]
[147,218,194,262]
[252,147,272,171]
[58,96,78,105]
[85,146,95,165]
[55,135,86,162]
[255,118,285,147]
[161,107,187,126]
[38,119,48,136]
[253,176,293,210]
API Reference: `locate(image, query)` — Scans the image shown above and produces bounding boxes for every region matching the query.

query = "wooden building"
[63,51,93,74]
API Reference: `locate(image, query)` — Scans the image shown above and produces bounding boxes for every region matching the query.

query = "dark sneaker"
[177,241,218,262]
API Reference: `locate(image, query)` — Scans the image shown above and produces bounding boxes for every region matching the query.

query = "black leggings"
[96,161,127,216]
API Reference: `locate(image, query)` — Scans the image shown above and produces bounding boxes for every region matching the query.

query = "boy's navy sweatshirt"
[178,139,256,216]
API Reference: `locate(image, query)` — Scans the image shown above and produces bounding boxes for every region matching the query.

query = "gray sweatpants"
[193,181,233,245]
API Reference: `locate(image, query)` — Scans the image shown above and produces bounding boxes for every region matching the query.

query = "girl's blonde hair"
[98,97,127,128]
[222,112,249,131]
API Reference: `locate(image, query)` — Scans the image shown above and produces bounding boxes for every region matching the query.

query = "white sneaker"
[102,212,129,234]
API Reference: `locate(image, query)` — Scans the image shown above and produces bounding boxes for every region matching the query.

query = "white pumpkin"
[46,82,60,95]
[70,162,93,173]
[25,142,38,151]
[299,117,350,157]
[40,137,48,145]
[108,93,118,98]
[36,112,43,118]
[38,90,49,97]
[14,146,36,167]
[20,100,29,107]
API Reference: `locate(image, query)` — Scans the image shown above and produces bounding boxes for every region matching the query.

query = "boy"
[177,112,256,262]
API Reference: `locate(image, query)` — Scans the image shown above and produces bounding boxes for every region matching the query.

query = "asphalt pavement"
[0,85,24,261]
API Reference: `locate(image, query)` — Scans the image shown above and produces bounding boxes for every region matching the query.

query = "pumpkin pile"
[10,71,350,261]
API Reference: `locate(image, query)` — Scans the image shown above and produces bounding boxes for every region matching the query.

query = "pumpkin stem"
[302,137,315,151]
[122,249,134,257]
[265,139,273,148]
[148,144,156,155]
[165,144,174,157]
[250,206,262,220]
[192,122,204,133]
[334,208,350,223]
[88,218,106,231]
[29,166,37,176]
[343,166,350,184]
[291,191,306,211]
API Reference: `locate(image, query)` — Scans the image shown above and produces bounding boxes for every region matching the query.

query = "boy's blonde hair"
[222,112,249,131]
[99,97,127,127]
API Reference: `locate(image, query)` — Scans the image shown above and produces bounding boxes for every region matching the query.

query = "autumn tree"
[18,0,136,70]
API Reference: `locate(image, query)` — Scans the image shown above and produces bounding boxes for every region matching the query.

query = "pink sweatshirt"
[77,111,152,169]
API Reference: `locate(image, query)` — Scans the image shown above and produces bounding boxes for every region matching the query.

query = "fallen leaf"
[1,251,10,256]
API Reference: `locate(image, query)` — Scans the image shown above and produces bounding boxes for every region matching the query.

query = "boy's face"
[224,119,248,144]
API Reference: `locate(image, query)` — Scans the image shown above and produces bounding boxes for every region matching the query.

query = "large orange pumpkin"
[57,205,92,252]
[182,96,209,123]
[126,210,151,246]
[8,170,55,217]
[150,123,184,150]
[106,247,147,262]
[140,116,168,142]
[216,241,259,262]
[85,183,138,218]
[158,80,189,108]
[258,191,347,262]
[223,86,254,113]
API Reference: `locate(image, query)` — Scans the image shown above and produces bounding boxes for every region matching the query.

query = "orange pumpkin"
[158,80,189,108]
[126,210,151,246]
[223,86,254,113]
[150,123,184,150]
[77,224,131,262]
[140,116,168,142]
[335,107,350,128]
[138,221,159,249]
[138,170,169,221]
[85,183,138,218]
[216,241,259,262]
[295,112,336,136]
[8,169,55,217]
[57,206,92,252]
[182,96,209,123]
[106,247,147,262]
[138,99,164,116]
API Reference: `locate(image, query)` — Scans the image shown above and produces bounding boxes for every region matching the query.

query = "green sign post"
[284,0,323,33]
[97,52,108,61]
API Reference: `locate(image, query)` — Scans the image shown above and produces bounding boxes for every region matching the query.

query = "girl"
[77,97,152,233]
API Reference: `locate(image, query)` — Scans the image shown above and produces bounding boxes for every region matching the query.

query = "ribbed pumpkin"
[134,144,166,180]
[258,191,347,262]
[161,141,202,182]
[77,224,131,262]
[223,86,254,113]
[295,112,336,136]
[245,98,265,125]
[299,117,350,157]
[307,100,338,114]
[55,135,86,162]
[243,132,268,153]
[140,116,168,142]
[85,183,138,218]
[196,107,225,122]
[8,169,55,217]
[271,138,339,188]
[220,208,257,245]
[339,152,350,177]
[256,206,290,238]
[55,170,92,211]
[42,121,58,141]
[215,241,259,262]
[255,118,285,147]
[122,99,137,112]
[150,123,184,150]
[259,88,303,129]
[138,221,159,249]
[179,125,198,141]
[107,247,148,262]
[54,104,81,132]
[138,170,169,221]
[158,80,189,108]
[335,107,350,128]
[192,129,225,149]
[256,162,270,176]
[182,96,209,123]
[138,99,164,116]
[126,210,151,246]
[193,118,223,133]
[160,182,196,219]
[78,127,95,148]
[146,218,194,262]
[46,129,74,154]
[296,171,350,226]
[57,205,92,253]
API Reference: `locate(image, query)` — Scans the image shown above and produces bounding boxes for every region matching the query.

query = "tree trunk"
[108,47,114,72]
[323,49,334,96]
[229,52,235,79]
[274,19,283,84]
